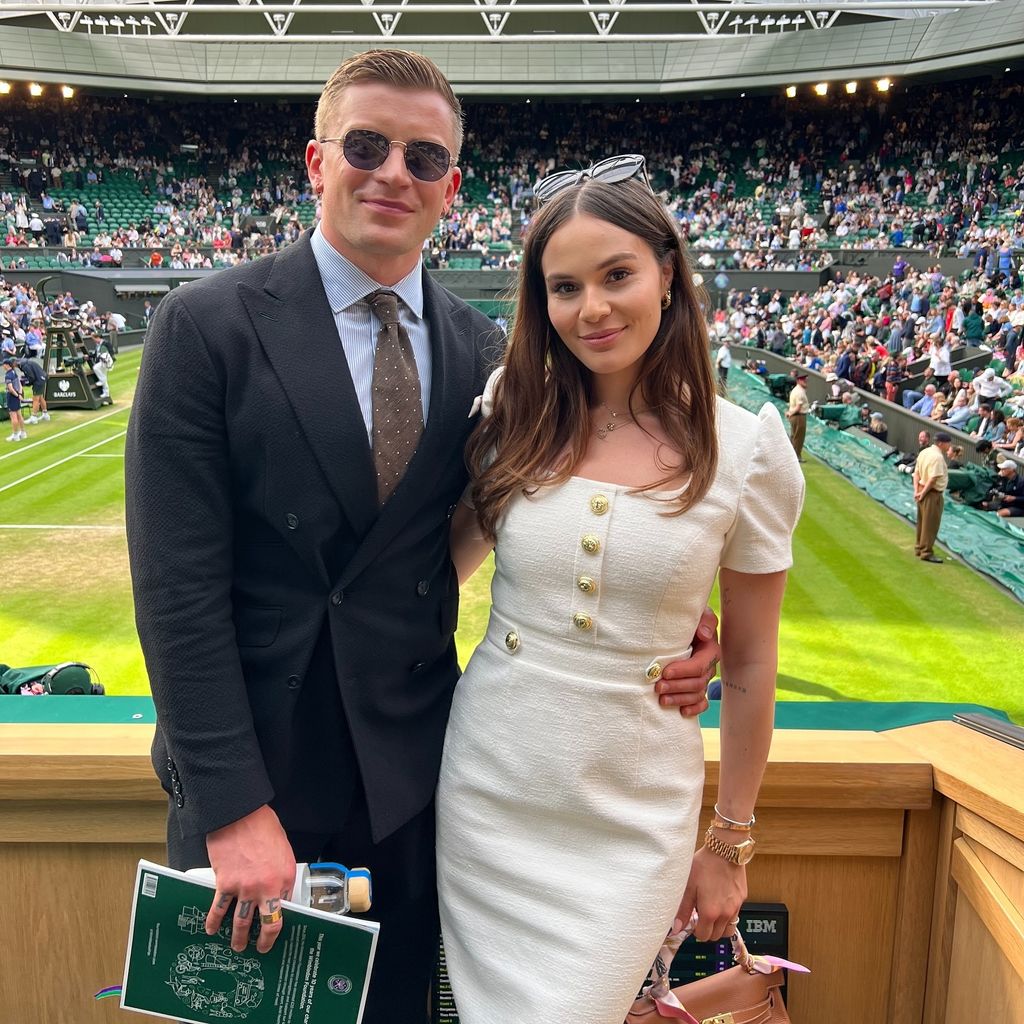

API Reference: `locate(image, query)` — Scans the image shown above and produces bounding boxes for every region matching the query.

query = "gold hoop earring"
[661,289,672,310]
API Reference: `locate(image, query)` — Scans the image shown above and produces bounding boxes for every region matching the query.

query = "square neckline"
[566,474,689,497]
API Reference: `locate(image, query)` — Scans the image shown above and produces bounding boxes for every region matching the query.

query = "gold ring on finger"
[260,908,283,925]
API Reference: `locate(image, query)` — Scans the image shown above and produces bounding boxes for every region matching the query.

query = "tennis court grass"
[1,349,1020,722]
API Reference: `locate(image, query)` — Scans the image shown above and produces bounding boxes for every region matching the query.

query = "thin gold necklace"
[595,401,644,440]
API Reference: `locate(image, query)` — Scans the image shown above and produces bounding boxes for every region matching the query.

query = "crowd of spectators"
[715,256,1024,458]
[1,273,123,352]
[1,72,1022,270]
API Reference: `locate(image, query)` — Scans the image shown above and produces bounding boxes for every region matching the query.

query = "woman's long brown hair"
[467,177,718,540]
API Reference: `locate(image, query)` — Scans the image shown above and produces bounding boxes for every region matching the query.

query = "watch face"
[737,842,756,866]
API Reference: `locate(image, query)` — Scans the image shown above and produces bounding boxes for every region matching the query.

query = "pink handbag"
[625,917,808,1024]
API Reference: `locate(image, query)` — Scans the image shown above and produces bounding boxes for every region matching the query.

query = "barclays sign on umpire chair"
[42,315,110,411]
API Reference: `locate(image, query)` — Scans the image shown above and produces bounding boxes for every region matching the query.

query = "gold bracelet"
[712,816,754,832]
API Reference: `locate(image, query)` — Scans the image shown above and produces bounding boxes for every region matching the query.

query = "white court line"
[0,430,127,495]
[0,523,124,531]
[0,405,129,462]
[78,453,124,458]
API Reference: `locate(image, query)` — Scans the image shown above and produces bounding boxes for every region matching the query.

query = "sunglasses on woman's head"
[318,129,453,183]
[533,154,650,206]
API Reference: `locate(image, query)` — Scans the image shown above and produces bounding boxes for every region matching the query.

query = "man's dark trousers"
[168,784,438,1024]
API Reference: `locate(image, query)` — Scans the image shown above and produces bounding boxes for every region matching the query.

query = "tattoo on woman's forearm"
[724,679,747,694]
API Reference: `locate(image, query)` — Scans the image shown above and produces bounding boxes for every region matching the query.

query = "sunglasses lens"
[534,170,579,203]
[592,156,645,184]
[343,130,391,171]
[405,141,451,182]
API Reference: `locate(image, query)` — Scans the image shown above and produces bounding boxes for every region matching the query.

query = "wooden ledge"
[0,724,935,809]
[887,722,1024,841]
[703,728,934,809]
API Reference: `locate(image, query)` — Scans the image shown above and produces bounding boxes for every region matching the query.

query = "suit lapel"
[337,271,478,589]
[237,235,379,541]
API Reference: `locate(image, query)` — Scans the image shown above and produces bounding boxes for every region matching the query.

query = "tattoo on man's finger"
[216,894,233,909]
[267,898,280,913]
[238,900,253,920]
[281,888,291,901]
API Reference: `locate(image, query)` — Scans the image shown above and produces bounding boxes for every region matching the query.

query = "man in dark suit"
[126,50,714,1024]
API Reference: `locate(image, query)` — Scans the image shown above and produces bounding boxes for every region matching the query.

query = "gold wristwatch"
[704,825,756,866]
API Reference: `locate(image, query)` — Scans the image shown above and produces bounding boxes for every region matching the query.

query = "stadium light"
[814,82,828,97]
[876,78,892,92]
[29,82,43,97]
[0,82,11,95]
[845,81,857,94]
[61,85,74,99]
[785,85,796,99]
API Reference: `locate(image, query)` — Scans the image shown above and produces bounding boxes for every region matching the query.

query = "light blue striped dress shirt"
[309,225,432,445]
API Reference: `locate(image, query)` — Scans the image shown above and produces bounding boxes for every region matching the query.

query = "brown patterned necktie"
[368,289,423,504]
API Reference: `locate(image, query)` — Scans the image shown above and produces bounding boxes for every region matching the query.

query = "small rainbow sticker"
[94,985,122,1000]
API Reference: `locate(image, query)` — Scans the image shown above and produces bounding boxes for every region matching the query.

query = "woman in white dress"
[437,158,804,1024]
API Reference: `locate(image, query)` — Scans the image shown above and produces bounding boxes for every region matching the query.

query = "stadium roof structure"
[0,0,1022,93]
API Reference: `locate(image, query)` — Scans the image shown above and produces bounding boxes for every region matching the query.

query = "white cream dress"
[436,393,804,1024]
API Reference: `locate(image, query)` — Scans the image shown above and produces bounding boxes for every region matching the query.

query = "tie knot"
[368,289,400,327]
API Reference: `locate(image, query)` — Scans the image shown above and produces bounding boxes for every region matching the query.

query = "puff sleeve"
[469,365,504,422]
[462,366,504,508]
[720,403,805,573]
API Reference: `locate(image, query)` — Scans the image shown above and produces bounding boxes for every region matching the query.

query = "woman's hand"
[675,845,747,943]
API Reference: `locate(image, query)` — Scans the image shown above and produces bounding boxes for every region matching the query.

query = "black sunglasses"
[319,129,453,183]
[533,154,650,205]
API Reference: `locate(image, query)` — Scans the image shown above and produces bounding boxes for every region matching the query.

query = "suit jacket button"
[331,591,344,606]
[416,580,430,597]
[287,675,302,690]
[286,513,299,530]
[411,661,426,672]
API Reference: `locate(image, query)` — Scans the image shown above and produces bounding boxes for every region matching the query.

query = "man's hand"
[655,605,720,717]
[205,804,296,954]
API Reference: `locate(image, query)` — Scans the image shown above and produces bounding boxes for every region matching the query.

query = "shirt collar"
[310,225,424,320]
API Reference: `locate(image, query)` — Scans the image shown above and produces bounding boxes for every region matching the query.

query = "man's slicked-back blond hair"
[314,49,464,160]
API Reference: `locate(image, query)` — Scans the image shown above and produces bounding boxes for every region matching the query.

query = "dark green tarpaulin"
[730,371,1024,602]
